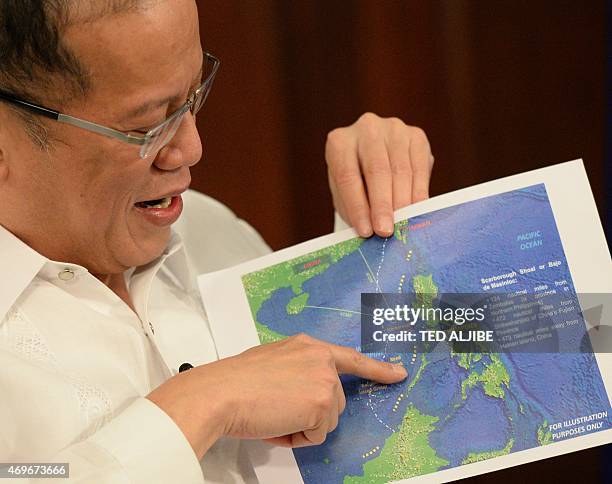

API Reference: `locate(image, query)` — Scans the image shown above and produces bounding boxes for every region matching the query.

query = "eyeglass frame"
[0,52,220,159]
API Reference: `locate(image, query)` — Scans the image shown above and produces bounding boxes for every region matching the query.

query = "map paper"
[198,160,612,483]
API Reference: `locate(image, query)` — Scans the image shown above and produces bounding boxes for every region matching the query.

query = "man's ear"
[0,146,7,182]
[0,108,15,183]
[0,111,8,181]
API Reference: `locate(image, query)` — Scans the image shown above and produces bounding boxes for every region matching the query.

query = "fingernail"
[357,220,373,238]
[376,218,394,236]
[393,364,407,377]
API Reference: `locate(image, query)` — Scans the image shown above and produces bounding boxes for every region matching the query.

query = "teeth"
[145,197,172,209]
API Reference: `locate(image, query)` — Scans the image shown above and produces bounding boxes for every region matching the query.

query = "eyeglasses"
[0,52,220,159]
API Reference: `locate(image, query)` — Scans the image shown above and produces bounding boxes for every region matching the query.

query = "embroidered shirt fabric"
[0,190,271,484]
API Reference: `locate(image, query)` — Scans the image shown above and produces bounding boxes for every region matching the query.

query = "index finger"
[327,342,408,384]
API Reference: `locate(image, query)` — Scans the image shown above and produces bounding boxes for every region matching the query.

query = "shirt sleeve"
[38,398,205,484]
[174,190,272,274]
[236,218,271,256]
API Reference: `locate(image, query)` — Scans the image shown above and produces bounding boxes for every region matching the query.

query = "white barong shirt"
[0,190,275,483]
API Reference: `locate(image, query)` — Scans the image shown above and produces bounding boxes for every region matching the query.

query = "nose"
[152,112,203,171]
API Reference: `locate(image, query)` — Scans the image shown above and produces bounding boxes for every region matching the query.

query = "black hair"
[0,0,144,148]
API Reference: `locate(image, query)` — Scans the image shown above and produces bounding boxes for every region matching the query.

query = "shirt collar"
[0,223,189,322]
[0,224,47,322]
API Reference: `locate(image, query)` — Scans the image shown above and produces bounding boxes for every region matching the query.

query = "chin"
[123,229,172,268]
[144,230,172,257]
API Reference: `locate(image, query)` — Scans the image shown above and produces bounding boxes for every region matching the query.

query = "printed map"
[241,184,611,484]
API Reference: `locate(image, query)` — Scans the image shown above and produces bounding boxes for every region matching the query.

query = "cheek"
[53,153,149,234]
[77,176,143,232]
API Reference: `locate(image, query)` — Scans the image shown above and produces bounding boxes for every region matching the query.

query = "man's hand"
[147,334,407,459]
[326,112,434,238]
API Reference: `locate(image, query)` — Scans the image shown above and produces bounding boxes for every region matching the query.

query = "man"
[0,1,434,482]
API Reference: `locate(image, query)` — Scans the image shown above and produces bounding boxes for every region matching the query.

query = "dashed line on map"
[392,393,405,412]
[361,445,381,459]
[374,237,389,287]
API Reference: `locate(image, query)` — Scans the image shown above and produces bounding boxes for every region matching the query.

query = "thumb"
[263,436,293,447]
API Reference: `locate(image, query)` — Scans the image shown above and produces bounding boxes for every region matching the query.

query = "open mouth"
[132,194,183,226]
[135,197,172,209]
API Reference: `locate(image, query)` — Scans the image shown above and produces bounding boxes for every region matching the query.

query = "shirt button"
[58,269,75,281]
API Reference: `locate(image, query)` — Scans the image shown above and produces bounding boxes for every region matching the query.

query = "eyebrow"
[121,61,205,122]
[122,97,173,121]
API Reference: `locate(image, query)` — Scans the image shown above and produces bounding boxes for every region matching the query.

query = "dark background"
[194,0,606,251]
[194,0,610,482]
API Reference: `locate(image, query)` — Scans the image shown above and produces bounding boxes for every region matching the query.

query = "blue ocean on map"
[245,184,611,483]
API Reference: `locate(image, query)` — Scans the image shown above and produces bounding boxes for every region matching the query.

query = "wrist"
[147,367,230,460]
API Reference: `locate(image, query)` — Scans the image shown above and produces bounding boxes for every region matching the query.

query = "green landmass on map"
[454,352,483,370]
[537,420,553,445]
[393,219,410,244]
[238,213,584,484]
[243,237,364,344]
[459,354,510,400]
[461,438,514,464]
[344,406,449,483]
[287,292,309,315]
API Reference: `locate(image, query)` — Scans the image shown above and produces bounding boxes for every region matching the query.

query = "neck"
[95,272,136,312]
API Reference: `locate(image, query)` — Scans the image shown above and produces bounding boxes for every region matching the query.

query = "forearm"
[13,398,205,484]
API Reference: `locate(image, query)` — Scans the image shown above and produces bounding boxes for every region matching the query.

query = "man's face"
[0,0,203,275]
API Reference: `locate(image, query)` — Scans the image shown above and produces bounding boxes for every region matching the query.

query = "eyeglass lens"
[140,56,217,159]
